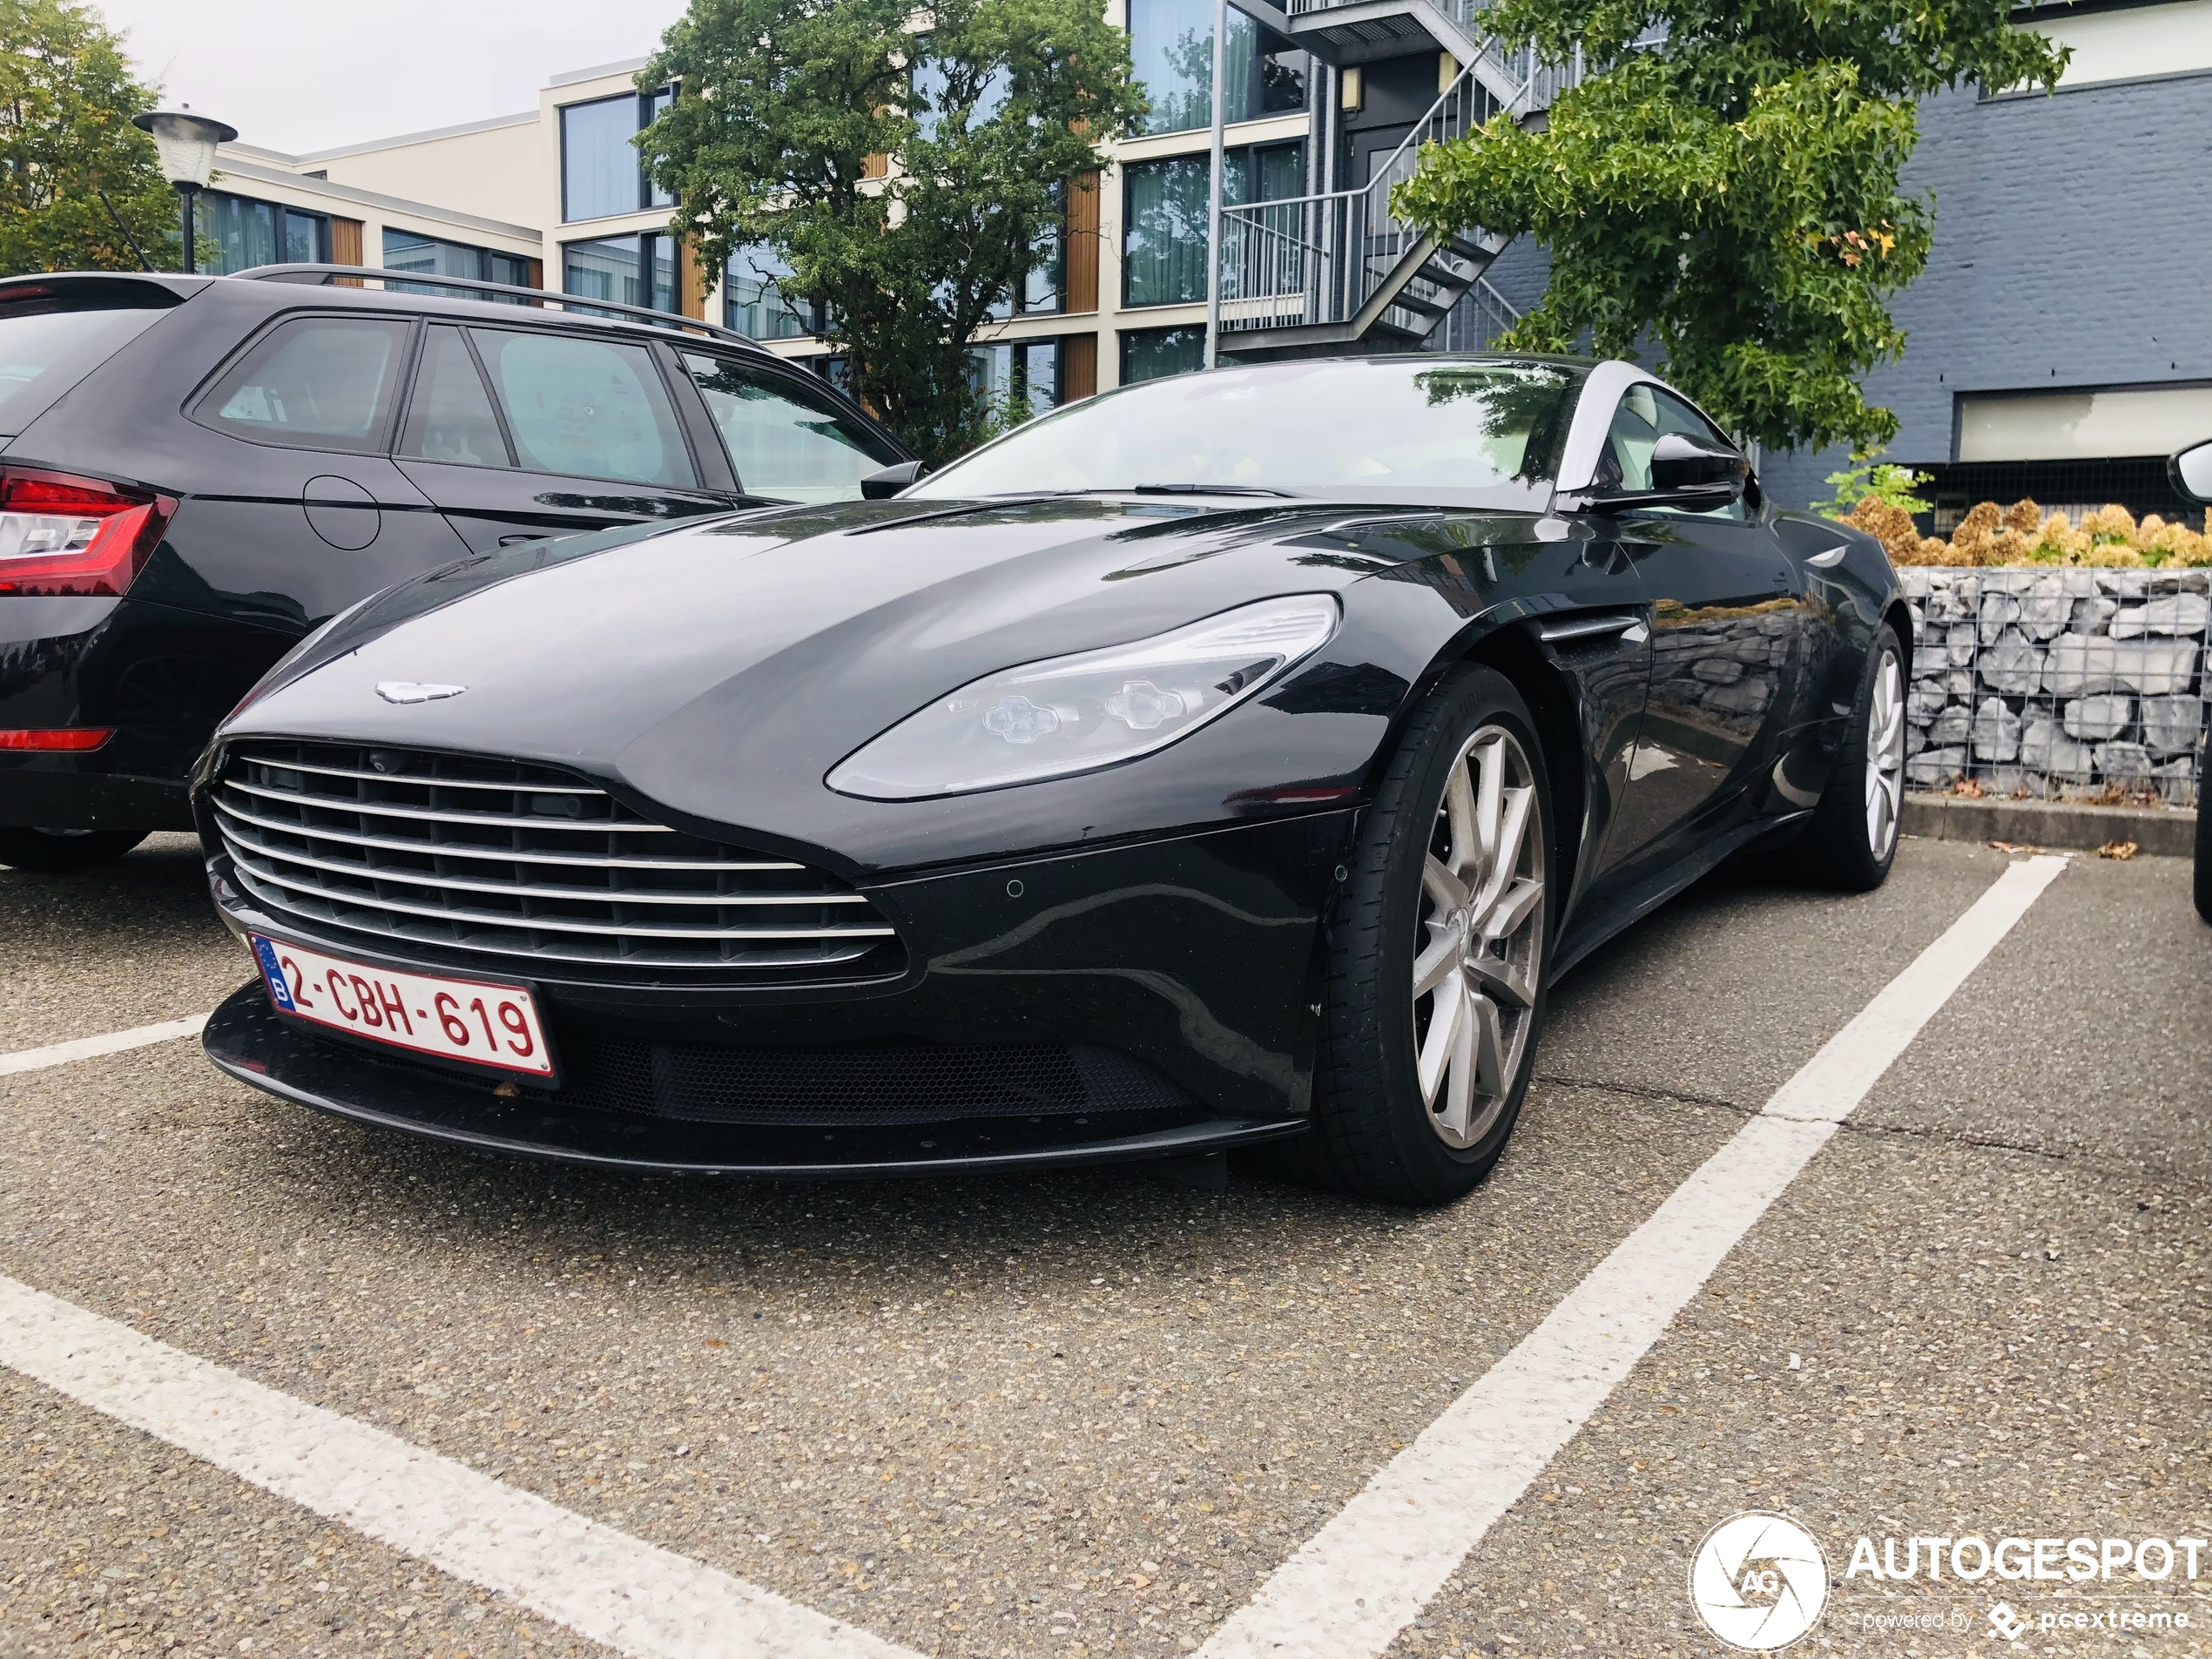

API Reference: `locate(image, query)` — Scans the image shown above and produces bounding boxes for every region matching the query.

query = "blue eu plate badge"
[252,936,296,1012]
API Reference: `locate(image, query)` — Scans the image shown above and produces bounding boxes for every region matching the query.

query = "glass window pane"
[1020,341,1059,412]
[724,245,813,339]
[679,350,899,503]
[398,326,509,467]
[563,233,643,307]
[487,253,531,288]
[283,211,322,263]
[648,233,677,314]
[1118,324,1204,384]
[0,297,168,438]
[562,94,639,221]
[645,88,674,209]
[1123,156,1209,307]
[473,328,694,486]
[195,316,410,450]
[192,192,279,275]
[1130,0,1264,133]
[1259,44,1309,114]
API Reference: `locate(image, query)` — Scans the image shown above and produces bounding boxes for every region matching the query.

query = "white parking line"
[1199,854,2068,1659]
[0,1014,211,1076]
[0,1275,925,1659]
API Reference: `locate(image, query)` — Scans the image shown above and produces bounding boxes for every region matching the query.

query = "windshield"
[0,292,172,437]
[909,357,1585,508]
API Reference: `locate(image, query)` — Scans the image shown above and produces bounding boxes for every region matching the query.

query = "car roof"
[0,266,779,360]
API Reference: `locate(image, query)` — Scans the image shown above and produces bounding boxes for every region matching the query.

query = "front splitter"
[201,985,1306,1178]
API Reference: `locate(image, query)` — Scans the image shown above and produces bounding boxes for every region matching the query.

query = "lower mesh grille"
[550,1034,1195,1127]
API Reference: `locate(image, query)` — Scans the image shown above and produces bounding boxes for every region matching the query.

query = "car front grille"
[212,739,900,981]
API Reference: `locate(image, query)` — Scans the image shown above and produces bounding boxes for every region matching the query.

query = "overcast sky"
[95,0,691,154]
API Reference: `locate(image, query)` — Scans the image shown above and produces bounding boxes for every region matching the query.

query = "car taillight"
[0,727,114,750]
[0,468,177,597]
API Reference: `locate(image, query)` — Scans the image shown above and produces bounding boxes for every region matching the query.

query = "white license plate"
[250,934,555,1078]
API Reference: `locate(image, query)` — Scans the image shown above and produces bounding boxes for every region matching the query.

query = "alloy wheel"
[1411,725,1546,1150]
[1864,651,1905,860]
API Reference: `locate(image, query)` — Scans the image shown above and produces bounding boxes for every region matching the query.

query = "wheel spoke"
[1422,852,1470,915]
[1465,954,1534,1009]
[1479,876,1543,942]
[1472,735,1505,876]
[1412,931,1460,999]
[1468,990,1505,1099]
[1438,987,1479,1136]
[1474,786,1532,913]
[1442,761,1479,880]
[1416,974,1464,1106]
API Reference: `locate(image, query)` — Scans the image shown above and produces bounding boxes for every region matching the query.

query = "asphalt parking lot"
[2,832,2206,1659]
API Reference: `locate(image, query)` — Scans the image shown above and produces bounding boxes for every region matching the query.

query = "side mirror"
[1648,431,1749,498]
[2170,438,2212,505]
[861,459,929,500]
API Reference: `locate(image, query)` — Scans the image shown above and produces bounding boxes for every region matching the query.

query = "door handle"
[1804,544,1848,569]
[1536,612,1649,646]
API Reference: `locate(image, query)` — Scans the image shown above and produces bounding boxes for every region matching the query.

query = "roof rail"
[232,263,766,351]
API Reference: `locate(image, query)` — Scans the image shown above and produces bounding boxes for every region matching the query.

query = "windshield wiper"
[1129,483,1297,497]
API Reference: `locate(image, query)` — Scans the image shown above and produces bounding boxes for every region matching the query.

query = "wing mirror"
[2170,437,2212,504]
[861,459,930,500]
[1592,431,1749,513]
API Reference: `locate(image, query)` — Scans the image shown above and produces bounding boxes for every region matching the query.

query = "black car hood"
[218,496,1548,870]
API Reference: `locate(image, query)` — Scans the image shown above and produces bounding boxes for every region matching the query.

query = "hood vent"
[212,740,900,982]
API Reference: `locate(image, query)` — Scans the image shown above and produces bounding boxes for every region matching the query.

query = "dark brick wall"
[1759,71,2212,511]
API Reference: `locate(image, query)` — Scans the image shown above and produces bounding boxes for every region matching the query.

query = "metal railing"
[1215,37,1576,341]
[1429,275,1522,353]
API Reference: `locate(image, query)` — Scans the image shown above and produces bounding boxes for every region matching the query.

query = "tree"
[1393,2,2068,455]
[641,0,1143,462]
[0,0,176,276]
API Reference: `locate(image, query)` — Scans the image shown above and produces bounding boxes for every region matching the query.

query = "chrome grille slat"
[214,741,902,981]
[254,757,603,793]
[231,853,894,939]
[223,775,681,832]
[212,798,800,871]
[215,812,866,907]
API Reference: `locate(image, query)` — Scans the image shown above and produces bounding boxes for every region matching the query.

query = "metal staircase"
[1214,13,1579,360]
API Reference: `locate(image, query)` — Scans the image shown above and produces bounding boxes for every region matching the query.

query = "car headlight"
[826,594,1341,799]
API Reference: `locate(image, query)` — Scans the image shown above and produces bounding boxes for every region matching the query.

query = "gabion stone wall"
[1898,567,2208,806]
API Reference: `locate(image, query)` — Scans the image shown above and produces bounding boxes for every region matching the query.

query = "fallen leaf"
[2096,840,2138,860]
[1986,840,2034,853]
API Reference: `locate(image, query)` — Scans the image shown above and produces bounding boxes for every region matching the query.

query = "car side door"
[1589,383,1804,881]
[672,348,908,505]
[391,323,738,553]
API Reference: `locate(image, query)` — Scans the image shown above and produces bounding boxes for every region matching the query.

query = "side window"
[678,352,900,503]
[194,316,411,452]
[1596,383,1746,520]
[398,327,512,468]
[469,329,695,488]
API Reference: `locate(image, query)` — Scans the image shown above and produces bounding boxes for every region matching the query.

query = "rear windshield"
[0,291,172,438]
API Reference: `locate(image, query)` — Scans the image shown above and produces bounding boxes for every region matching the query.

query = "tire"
[1790,622,1905,892]
[1305,665,1554,1206]
[0,827,149,873]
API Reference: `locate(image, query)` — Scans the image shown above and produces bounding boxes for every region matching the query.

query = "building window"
[1119,324,1205,384]
[382,230,531,300]
[563,232,678,314]
[1123,143,1303,308]
[1128,0,1307,136]
[1957,385,2212,462]
[969,339,1061,420]
[191,192,327,274]
[724,245,816,339]
[561,86,676,223]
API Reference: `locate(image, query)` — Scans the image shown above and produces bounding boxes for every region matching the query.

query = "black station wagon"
[0,265,909,871]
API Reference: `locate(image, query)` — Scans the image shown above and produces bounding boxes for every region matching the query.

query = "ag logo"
[1689,1512,1831,1651]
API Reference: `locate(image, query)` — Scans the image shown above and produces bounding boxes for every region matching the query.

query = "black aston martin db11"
[195,355,1908,1204]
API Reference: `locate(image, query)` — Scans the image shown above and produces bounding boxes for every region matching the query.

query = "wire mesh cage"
[1898,567,2208,807]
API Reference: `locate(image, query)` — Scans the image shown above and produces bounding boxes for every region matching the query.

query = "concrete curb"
[1900,792,2198,856]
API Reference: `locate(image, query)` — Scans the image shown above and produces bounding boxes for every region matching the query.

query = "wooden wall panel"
[329,217,362,285]
[680,234,709,320]
[1064,171,1100,314]
[1062,332,1097,401]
